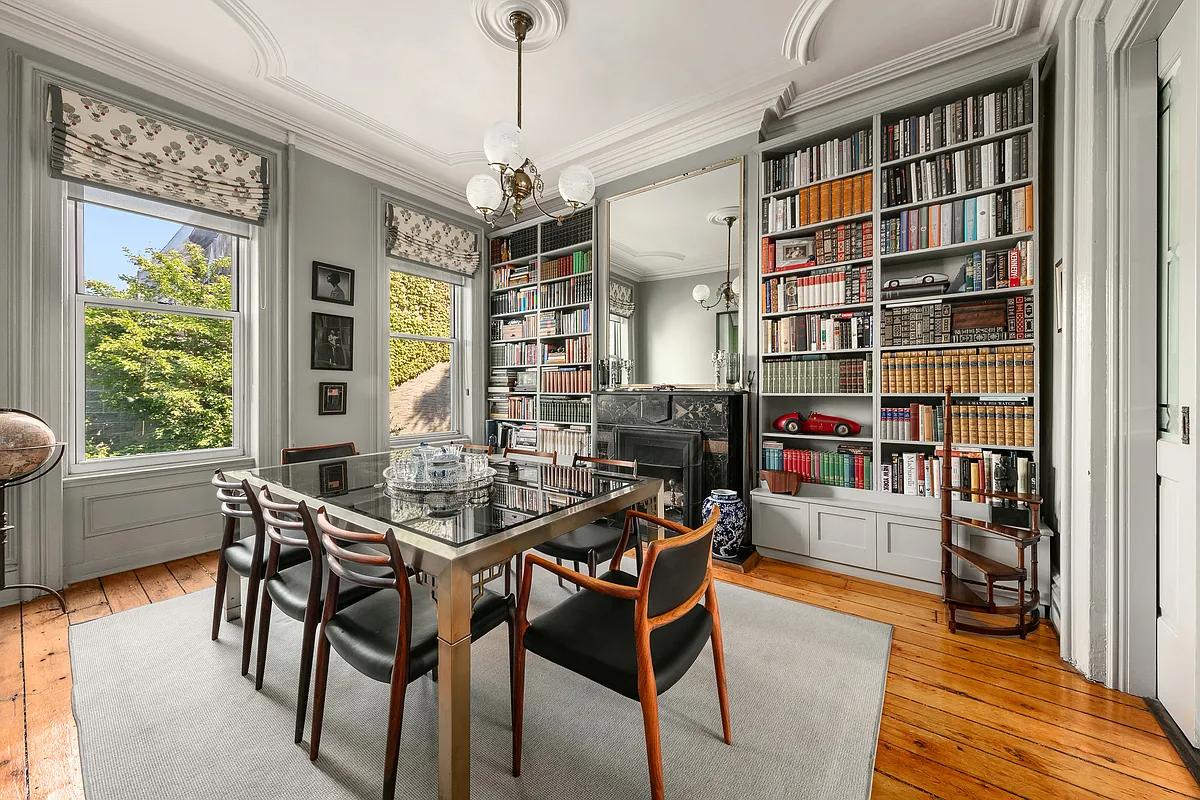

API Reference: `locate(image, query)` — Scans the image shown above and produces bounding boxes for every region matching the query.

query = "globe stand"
[0,441,67,613]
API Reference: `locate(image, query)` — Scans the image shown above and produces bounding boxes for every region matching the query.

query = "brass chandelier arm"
[525,162,582,224]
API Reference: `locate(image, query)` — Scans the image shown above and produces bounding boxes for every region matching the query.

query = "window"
[68,189,248,468]
[609,314,631,361]
[388,266,460,440]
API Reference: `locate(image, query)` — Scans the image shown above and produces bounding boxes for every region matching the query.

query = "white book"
[976,197,989,242]
[1004,137,1013,183]
[950,455,962,498]
[903,452,918,496]
[1013,188,1026,234]
[881,464,893,493]
[932,457,943,499]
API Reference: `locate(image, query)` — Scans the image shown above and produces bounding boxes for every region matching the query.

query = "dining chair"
[281,442,358,465]
[502,446,556,465]
[254,487,382,743]
[308,508,516,800]
[210,471,311,676]
[512,508,731,800]
[535,455,641,592]
[463,443,494,455]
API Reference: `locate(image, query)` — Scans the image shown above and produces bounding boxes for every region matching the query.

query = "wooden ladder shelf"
[938,386,1042,638]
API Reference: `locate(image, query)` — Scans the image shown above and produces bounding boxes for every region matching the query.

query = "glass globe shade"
[465,174,503,213]
[483,121,524,172]
[558,163,596,206]
[731,280,741,295]
[692,284,711,303]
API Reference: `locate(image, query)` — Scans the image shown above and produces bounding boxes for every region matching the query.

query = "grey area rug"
[70,571,891,800]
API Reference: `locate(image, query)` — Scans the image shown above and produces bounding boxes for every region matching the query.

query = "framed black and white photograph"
[318,382,347,415]
[318,460,348,496]
[312,261,355,305]
[776,236,816,268]
[311,313,354,371]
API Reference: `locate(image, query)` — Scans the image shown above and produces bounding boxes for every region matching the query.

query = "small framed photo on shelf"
[776,237,816,268]
[311,312,354,371]
[318,460,348,496]
[312,261,355,305]
[318,382,347,415]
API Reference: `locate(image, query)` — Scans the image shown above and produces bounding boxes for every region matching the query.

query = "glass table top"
[248,452,643,548]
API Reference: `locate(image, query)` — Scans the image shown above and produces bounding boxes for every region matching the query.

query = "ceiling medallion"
[693,209,741,311]
[472,0,567,53]
[465,6,594,226]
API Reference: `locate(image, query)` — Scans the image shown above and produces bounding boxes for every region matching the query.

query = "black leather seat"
[225,537,309,576]
[534,521,626,564]
[281,442,358,464]
[324,579,512,684]
[266,559,377,621]
[523,569,713,699]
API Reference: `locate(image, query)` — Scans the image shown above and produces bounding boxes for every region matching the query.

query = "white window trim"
[66,189,252,474]
[386,260,466,448]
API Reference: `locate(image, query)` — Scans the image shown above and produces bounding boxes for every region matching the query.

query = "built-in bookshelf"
[486,208,595,461]
[756,63,1041,505]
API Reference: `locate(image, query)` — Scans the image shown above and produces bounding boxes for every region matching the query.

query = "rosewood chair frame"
[512,507,732,800]
[209,472,265,677]
[462,443,494,454]
[501,446,557,465]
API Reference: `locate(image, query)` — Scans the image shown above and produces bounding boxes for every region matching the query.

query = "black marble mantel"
[595,389,748,508]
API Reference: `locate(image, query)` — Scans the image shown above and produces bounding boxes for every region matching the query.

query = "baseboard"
[62,533,223,585]
[1147,698,1200,788]
[713,550,762,574]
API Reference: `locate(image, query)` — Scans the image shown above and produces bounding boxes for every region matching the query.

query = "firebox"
[612,426,704,528]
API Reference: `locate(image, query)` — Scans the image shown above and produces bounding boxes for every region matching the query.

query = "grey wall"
[633,269,728,385]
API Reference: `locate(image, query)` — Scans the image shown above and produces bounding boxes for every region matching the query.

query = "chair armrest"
[517,553,640,627]
[625,509,694,537]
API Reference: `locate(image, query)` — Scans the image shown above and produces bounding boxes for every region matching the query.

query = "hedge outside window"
[389,268,458,439]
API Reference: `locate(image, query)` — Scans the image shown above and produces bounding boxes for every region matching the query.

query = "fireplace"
[613,426,704,528]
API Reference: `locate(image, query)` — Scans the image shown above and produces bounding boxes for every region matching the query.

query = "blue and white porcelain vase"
[703,489,747,558]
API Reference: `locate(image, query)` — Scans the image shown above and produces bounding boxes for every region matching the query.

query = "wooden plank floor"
[0,553,1191,799]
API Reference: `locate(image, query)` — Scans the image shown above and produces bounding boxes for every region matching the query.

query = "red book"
[1008,248,1020,287]
[909,403,921,441]
[762,239,773,274]
[854,455,864,489]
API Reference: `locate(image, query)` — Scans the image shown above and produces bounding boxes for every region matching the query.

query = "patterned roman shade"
[385,203,479,276]
[45,84,270,224]
[610,279,636,316]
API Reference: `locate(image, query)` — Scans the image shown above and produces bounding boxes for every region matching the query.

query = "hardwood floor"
[0,553,1192,799]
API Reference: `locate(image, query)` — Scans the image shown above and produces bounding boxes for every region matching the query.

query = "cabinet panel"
[809,504,876,569]
[876,514,942,582]
[751,498,809,556]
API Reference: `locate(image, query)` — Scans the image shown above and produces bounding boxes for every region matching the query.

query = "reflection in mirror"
[605,159,743,386]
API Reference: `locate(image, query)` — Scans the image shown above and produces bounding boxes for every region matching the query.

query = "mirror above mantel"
[603,158,744,388]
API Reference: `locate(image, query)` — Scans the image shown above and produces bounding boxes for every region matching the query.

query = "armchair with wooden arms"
[511,507,732,800]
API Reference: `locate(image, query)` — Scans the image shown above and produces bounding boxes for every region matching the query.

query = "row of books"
[538,426,590,464]
[879,187,1035,255]
[761,127,872,193]
[542,336,590,365]
[761,443,873,490]
[544,462,613,495]
[879,345,1034,394]
[538,309,590,337]
[762,173,873,234]
[495,481,543,514]
[763,311,874,354]
[881,78,1035,163]
[881,296,1033,346]
[542,367,592,393]
[540,397,592,424]
[761,265,873,313]
[490,342,539,367]
[489,420,538,451]
[492,286,538,316]
[956,244,1035,290]
[880,402,1034,447]
[488,370,536,393]
[539,274,592,309]
[881,132,1031,208]
[880,448,1037,505]
[492,261,534,290]
[493,317,535,341]
[541,250,592,280]
[499,395,536,420]
[760,355,872,394]
[762,221,874,273]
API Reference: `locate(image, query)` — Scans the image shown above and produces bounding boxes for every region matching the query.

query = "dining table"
[229,451,665,800]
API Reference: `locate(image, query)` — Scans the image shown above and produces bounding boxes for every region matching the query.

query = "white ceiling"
[0,0,1059,213]
[609,162,742,281]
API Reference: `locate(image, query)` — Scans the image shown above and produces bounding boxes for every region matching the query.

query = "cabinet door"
[751,498,809,556]
[808,504,876,569]
[876,514,943,582]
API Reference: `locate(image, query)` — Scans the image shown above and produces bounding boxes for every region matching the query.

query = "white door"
[1156,0,1200,748]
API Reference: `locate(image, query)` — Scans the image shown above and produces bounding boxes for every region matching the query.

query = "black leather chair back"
[281,442,358,465]
[645,508,719,618]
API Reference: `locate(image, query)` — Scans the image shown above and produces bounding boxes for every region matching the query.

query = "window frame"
[66,186,251,473]
[385,259,464,446]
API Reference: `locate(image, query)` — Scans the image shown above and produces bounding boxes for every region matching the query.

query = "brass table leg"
[436,563,473,800]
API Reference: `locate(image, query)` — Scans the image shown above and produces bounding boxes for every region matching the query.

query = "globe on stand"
[0,410,57,483]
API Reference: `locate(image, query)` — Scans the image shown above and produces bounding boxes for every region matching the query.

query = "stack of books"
[880,345,1034,393]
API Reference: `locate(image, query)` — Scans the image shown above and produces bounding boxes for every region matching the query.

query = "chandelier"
[693,211,740,310]
[465,11,595,226]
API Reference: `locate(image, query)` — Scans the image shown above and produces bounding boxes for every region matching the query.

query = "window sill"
[62,454,255,488]
[388,432,467,450]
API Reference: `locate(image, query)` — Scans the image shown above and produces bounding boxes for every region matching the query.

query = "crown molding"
[782,0,839,65]
[610,239,686,262]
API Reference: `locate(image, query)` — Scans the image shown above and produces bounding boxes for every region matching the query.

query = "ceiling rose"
[472,0,567,52]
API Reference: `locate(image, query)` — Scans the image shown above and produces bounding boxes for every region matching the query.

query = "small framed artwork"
[318,382,347,415]
[776,237,816,268]
[311,313,354,371]
[312,261,355,305]
[318,460,348,496]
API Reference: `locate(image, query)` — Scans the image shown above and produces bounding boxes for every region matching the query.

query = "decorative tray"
[382,466,497,496]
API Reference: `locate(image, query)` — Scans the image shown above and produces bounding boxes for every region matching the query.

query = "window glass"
[389,271,452,337]
[389,269,456,438]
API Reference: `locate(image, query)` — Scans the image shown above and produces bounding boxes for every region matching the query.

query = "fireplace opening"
[612,426,704,529]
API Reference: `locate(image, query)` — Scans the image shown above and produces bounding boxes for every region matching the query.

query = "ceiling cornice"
[782,0,838,65]
[610,240,686,262]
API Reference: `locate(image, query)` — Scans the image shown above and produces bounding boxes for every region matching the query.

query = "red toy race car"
[773,411,861,437]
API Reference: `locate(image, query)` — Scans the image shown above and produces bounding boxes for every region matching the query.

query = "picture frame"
[318,460,348,496]
[1054,258,1064,333]
[318,382,347,415]
[776,236,816,269]
[312,261,355,306]
[311,312,354,371]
